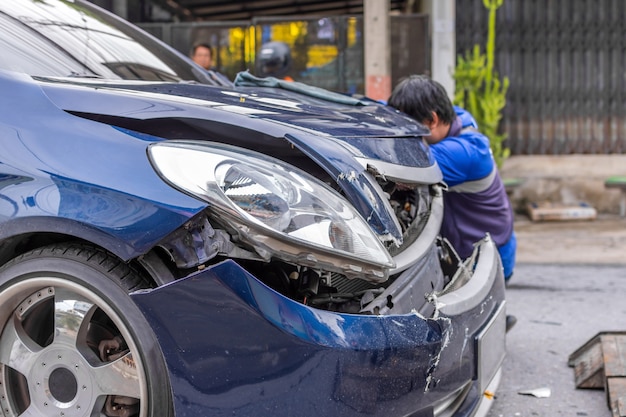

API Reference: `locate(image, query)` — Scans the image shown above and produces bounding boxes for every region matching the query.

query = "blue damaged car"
[0,1,506,416]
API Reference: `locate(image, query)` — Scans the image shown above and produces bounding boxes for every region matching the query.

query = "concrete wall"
[500,155,626,215]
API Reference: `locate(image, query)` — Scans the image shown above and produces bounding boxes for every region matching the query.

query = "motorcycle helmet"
[257,41,292,78]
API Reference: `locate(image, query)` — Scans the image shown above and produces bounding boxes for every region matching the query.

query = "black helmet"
[257,41,291,78]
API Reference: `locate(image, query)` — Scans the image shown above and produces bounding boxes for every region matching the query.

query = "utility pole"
[363,0,391,101]
[423,0,456,100]
[112,0,128,20]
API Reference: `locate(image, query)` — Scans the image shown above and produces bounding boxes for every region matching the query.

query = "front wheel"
[0,244,172,417]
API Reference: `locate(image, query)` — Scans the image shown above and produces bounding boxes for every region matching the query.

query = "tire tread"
[7,243,151,292]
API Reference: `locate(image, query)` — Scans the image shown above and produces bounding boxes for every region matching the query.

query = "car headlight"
[148,141,394,281]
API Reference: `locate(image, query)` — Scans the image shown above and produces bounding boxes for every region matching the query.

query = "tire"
[0,243,172,417]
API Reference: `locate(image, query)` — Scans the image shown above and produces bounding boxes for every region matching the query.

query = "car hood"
[39,77,428,137]
[37,77,442,242]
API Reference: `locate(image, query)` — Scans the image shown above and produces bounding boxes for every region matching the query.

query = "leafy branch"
[453,0,510,167]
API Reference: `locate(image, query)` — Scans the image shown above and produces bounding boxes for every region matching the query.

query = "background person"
[190,42,232,86]
[190,42,214,70]
[388,74,517,282]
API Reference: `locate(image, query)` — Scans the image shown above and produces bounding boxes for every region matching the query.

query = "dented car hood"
[38,77,442,241]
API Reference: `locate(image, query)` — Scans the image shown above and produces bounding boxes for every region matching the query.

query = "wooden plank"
[606,335,626,416]
[570,333,626,416]
[570,334,606,389]
[607,378,626,417]
[526,201,597,222]
[604,335,626,378]
[569,333,626,389]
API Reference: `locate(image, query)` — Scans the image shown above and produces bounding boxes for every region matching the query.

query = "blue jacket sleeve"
[430,131,494,187]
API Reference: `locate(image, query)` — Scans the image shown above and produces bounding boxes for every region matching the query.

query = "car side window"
[0,14,90,77]
[0,1,214,83]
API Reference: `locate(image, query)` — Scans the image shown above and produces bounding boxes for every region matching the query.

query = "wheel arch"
[0,218,178,287]
[0,216,135,258]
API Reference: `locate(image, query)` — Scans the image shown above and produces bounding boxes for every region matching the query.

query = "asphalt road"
[485,216,626,417]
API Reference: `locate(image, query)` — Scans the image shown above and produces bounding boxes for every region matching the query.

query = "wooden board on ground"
[608,378,626,417]
[569,332,626,417]
[526,201,597,222]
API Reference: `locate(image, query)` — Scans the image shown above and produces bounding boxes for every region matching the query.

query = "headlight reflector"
[148,141,394,280]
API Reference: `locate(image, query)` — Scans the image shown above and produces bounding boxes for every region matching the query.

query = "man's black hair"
[190,42,212,57]
[388,75,456,125]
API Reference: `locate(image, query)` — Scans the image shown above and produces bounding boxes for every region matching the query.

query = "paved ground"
[485,214,626,417]
[514,214,626,265]
[487,263,626,417]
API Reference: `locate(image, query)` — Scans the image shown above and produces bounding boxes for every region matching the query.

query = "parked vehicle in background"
[0,1,507,416]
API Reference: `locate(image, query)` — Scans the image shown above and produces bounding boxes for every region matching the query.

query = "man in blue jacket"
[388,75,516,282]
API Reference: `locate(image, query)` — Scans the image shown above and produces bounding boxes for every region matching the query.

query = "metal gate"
[139,14,429,97]
[457,0,626,155]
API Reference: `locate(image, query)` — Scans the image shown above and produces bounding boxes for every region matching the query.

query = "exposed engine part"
[298,269,320,298]
[161,215,236,269]
[387,184,433,256]
[437,240,477,296]
[436,236,462,287]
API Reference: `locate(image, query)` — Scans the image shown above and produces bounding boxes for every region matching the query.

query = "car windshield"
[0,0,215,84]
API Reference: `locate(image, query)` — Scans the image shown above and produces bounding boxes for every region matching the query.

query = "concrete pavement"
[487,263,626,417]
[513,214,626,265]
[484,212,626,417]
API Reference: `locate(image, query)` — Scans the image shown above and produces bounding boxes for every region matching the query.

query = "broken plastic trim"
[436,235,500,315]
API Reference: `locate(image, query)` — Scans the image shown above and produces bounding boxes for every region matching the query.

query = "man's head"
[190,42,213,70]
[388,75,456,144]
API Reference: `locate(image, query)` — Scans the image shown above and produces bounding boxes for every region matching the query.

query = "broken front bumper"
[131,236,506,417]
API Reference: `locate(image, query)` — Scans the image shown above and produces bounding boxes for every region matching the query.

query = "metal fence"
[139,20,251,80]
[457,0,626,155]
[139,14,429,97]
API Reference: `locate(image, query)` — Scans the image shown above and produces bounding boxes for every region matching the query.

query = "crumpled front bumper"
[131,237,506,417]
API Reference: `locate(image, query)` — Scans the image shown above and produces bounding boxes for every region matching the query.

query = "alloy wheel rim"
[0,277,147,417]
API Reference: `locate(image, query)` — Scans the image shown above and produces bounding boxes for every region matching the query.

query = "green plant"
[453,0,510,167]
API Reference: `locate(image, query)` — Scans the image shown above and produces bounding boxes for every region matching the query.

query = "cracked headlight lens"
[148,141,394,280]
